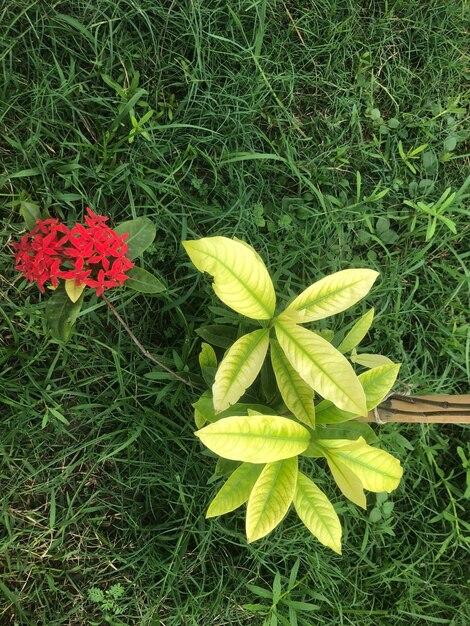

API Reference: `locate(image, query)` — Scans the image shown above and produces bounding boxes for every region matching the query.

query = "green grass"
[1,0,469,624]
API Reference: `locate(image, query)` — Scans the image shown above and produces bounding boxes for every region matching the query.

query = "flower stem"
[102,295,194,388]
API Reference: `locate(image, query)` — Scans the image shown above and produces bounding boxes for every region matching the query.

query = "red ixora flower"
[13,209,135,296]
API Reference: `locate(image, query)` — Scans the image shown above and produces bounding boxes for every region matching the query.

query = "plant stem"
[102,295,194,388]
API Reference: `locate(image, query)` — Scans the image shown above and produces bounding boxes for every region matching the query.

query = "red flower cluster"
[13,209,134,296]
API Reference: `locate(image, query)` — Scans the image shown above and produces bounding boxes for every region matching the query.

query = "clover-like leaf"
[183,237,276,320]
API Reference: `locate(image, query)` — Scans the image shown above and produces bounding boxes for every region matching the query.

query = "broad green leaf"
[195,415,310,463]
[315,422,378,444]
[275,320,367,416]
[199,342,218,387]
[322,438,403,493]
[209,458,240,483]
[64,279,86,303]
[124,266,165,293]
[45,283,85,342]
[19,199,41,230]
[183,237,276,320]
[337,308,375,354]
[315,400,356,425]
[318,328,335,343]
[194,406,207,429]
[279,269,378,324]
[114,217,156,259]
[199,342,217,370]
[246,457,298,542]
[260,358,278,405]
[206,463,263,518]
[270,338,315,428]
[351,351,393,368]
[293,472,342,554]
[302,440,324,458]
[196,324,238,349]
[194,390,213,427]
[316,363,401,424]
[324,448,366,508]
[213,329,269,412]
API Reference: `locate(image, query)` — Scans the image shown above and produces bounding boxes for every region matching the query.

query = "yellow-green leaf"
[270,338,315,428]
[316,363,401,424]
[279,269,379,324]
[324,448,366,508]
[206,463,264,518]
[359,363,401,410]
[194,407,207,429]
[337,308,375,354]
[294,472,342,554]
[274,320,367,416]
[64,279,86,303]
[246,457,298,542]
[351,351,393,368]
[183,237,276,320]
[195,414,310,463]
[199,342,217,372]
[322,438,403,493]
[213,329,269,412]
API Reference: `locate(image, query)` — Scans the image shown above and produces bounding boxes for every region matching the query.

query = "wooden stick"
[357,394,470,424]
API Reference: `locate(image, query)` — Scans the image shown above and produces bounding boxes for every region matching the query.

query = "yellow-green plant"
[184,237,402,554]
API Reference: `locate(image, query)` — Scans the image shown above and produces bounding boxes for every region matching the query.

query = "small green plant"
[243,559,319,626]
[184,237,403,553]
[13,202,164,342]
[87,584,127,625]
[403,176,470,241]
[101,71,155,144]
[397,141,429,174]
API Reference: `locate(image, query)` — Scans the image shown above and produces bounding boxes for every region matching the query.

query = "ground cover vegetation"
[0,0,469,624]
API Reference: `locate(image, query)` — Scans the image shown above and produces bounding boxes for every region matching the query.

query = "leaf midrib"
[250,459,296,535]
[218,330,268,404]
[289,276,370,314]
[207,431,308,443]
[271,339,313,421]
[296,474,338,544]
[200,247,274,317]
[275,320,364,415]
[332,449,399,480]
